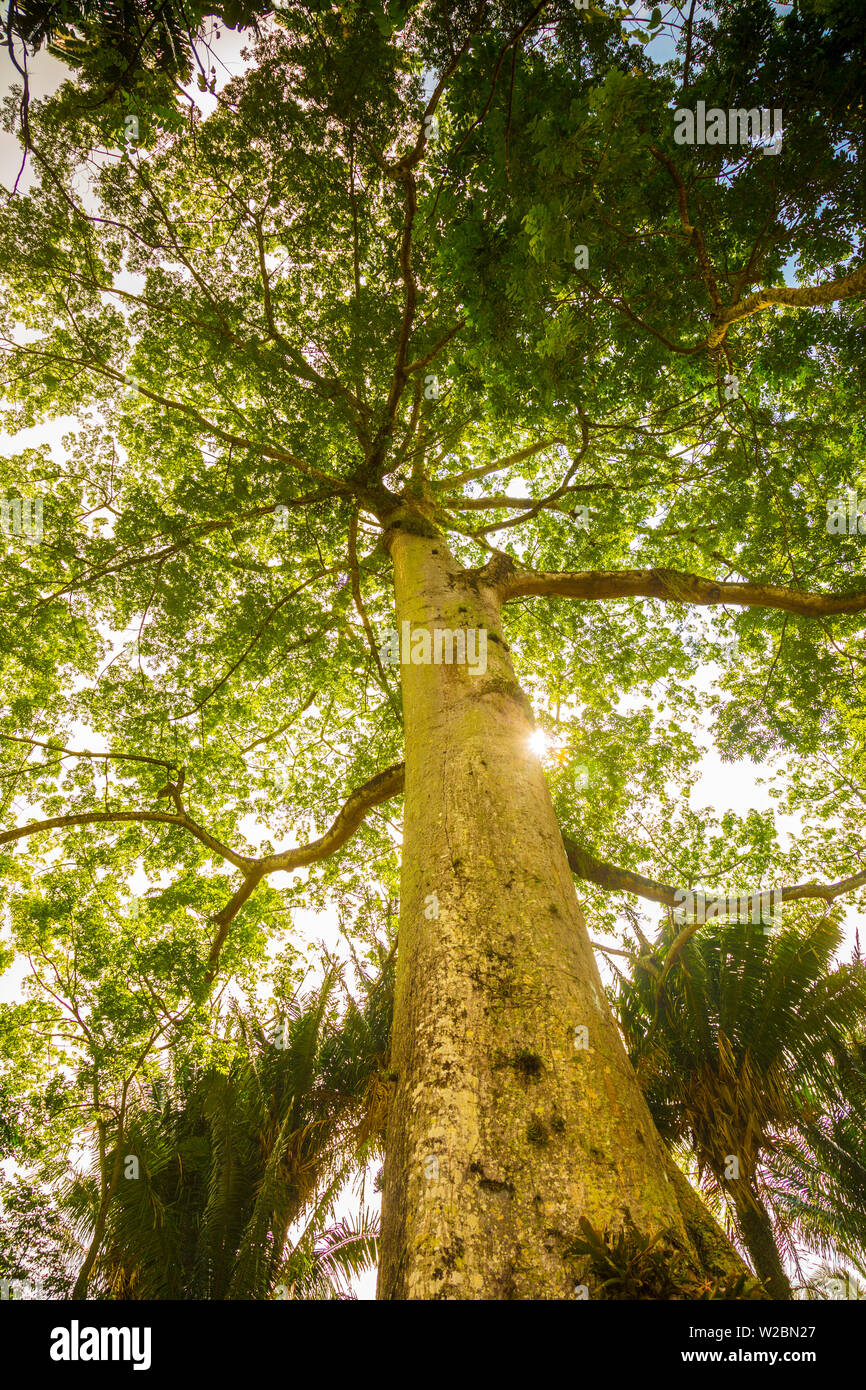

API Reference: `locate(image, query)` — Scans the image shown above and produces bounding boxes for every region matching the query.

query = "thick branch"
[204,870,266,981]
[644,138,865,350]
[0,809,255,871]
[1,763,406,983]
[706,261,866,349]
[0,762,406,878]
[5,756,863,984]
[499,564,866,618]
[371,168,419,473]
[561,834,866,914]
[562,836,676,907]
[200,760,404,978]
[260,762,404,872]
[348,513,402,720]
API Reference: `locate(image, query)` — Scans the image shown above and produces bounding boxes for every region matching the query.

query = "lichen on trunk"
[377,515,752,1300]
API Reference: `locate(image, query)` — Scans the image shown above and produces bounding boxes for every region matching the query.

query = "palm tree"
[765,1073,866,1281]
[2,1,269,88]
[1,0,271,150]
[615,911,866,1299]
[62,958,393,1299]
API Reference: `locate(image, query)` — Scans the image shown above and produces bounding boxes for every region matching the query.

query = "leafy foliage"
[616,913,866,1277]
[2,959,392,1299]
[0,0,864,1296]
[567,1214,767,1300]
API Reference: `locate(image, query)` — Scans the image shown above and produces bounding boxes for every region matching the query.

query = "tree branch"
[647,141,724,316]
[0,809,255,871]
[498,563,866,618]
[204,869,267,982]
[0,733,176,774]
[35,492,340,609]
[640,133,866,351]
[9,741,861,985]
[469,417,590,537]
[705,261,866,349]
[260,762,405,872]
[0,762,407,984]
[0,339,351,492]
[443,437,566,488]
[348,512,402,721]
[561,833,866,915]
[404,319,466,377]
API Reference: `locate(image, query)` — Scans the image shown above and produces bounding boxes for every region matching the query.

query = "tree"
[765,1058,866,1285]
[0,853,228,1300]
[64,968,390,1299]
[1,940,392,1298]
[1,0,273,138]
[616,911,866,1298]
[1,0,864,1298]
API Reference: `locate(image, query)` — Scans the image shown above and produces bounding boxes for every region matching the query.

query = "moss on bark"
[377,522,752,1300]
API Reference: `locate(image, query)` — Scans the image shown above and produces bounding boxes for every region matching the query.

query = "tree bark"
[72,1114,125,1300]
[661,1151,753,1286]
[377,513,749,1299]
[732,1184,793,1300]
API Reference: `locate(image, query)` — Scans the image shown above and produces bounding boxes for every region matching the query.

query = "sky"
[0,9,861,1303]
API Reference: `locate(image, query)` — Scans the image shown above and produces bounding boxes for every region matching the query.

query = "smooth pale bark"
[377,511,750,1299]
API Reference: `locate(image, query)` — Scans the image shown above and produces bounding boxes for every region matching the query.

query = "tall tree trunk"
[377,513,749,1299]
[732,1183,793,1300]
